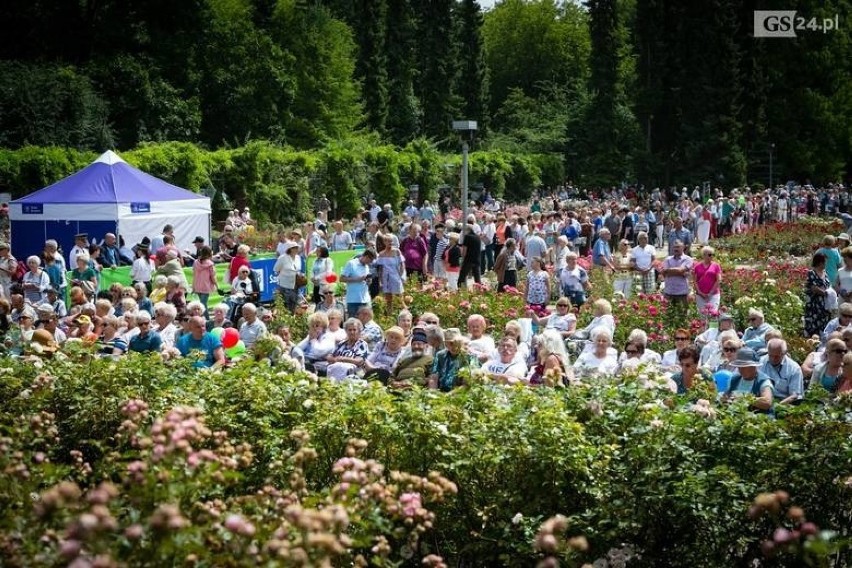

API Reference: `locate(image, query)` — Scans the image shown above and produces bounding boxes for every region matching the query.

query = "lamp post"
[452,120,478,237]
[769,143,775,190]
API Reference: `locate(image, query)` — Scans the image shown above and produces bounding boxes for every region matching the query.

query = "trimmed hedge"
[0,141,562,223]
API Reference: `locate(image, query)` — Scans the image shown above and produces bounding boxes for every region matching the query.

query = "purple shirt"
[663,254,693,296]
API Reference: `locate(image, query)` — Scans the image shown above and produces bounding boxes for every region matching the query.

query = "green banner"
[79,250,361,306]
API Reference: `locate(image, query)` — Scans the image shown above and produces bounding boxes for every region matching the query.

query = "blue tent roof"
[13,151,205,204]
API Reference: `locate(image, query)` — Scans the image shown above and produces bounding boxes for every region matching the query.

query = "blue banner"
[22,204,43,214]
[130,202,151,213]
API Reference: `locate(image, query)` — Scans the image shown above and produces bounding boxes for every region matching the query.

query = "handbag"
[295,272,308,288]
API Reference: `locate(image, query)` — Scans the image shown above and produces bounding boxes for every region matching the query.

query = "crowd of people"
[1,182,851,413]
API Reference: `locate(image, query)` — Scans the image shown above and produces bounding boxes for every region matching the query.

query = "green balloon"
[226,340,246,358]
[210,327,225,339]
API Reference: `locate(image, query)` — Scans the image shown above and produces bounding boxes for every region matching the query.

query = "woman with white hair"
[297,311,337,374]
[741,308,774,352]
[572,328,618,377]
[206,303,233,331]
[617,329,661,366]
[326,318,370,381]
[527,329,572,386]
[22,255,50,304]
[153,302,179,349]
[575,299,615,339]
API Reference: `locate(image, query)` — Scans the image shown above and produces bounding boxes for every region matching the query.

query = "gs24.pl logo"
[754,11,841,37]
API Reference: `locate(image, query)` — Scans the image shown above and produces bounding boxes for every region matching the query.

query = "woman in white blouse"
[573,328,619,378]
[22,255,50,305]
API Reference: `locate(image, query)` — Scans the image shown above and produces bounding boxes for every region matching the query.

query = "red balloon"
[325,273,338,284]
[222,327,240,349]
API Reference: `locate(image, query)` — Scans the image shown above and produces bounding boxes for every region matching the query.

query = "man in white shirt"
[238,303,268,348]
[480,214,496,271]
[630,231,657,294]
[482,337,528,385]
[68,233,89,268]
[330,221,354,251]
[466,314,496,363]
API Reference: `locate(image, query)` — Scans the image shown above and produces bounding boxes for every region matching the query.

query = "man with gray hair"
[127,311,162,353]
[759,338,804,404]
[523,229,548,267]
[239,303,267,348]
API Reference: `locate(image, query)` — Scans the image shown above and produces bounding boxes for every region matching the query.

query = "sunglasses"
[557,304,569,308]
[625,350,638,355]
[324,292,334,296]
[422,320,438,325]
[832,349,848,355]
[675,336,689,341]
[723,347,737,352]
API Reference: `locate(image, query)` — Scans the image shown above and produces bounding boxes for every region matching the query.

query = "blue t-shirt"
[341,258,370,304]
[128,331,163,353]
[176,332,222,368]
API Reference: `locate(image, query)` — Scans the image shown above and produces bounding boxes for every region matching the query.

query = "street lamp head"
[452,120,478,132]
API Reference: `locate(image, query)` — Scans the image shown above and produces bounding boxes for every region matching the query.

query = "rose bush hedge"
[1,355,851,566]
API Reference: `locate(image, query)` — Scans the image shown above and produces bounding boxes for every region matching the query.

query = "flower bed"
[712,218,842,261]
[1,357,851,566]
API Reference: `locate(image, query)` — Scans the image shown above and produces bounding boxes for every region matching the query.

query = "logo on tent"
[22,204,44,214]
[130,202,151,214]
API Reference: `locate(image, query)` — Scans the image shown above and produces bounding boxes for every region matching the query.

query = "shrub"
[2,356,852,566]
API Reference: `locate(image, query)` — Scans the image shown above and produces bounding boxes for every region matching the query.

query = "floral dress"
[525,269,549,306]
[804,268,831,338]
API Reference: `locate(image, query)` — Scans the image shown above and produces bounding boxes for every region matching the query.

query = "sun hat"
[444,328,465,345]
[31,329,58,352]
[75,315,92,326]
[839,233,851,242]
[284,241,299,252]
[730,347,760,368]
[718,312,734,322]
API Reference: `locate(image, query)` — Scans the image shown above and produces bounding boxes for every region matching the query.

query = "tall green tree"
[272,0,363,147]
[578,0,639,185]
[198,0,295,145]
[416,0,459,143]
[385,0,421,144]
[482,0,590,114]
[0,62,113,150]
[354,0,390,135]
[456,0,490,133]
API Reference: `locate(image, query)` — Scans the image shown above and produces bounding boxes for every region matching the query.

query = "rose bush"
[2,355,852,566]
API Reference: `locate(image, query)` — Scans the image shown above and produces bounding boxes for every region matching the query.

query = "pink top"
[192,259,218,294]
[694,261,721,295]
